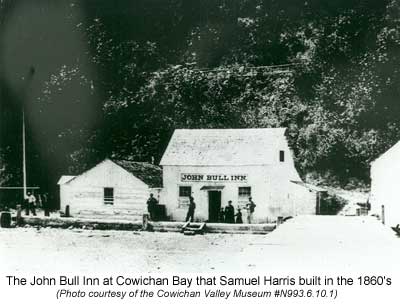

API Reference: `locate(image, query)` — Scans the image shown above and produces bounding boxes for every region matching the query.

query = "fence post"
[316,192,320,215]
[142,214,150,231]
[65,205,70,218]
[16,205,22,225]
[44,207,50,217]
[381,205,385,225]
[25,202,29,216]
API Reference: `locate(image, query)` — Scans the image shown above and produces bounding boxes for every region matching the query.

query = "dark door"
[208,191,221,222]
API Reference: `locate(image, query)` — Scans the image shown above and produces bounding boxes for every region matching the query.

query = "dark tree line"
[1,0,400,206]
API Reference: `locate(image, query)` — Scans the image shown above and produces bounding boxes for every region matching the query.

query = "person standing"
[185,196,196,222]
[27,192,37,216]
[146,193,158,221]
[245,197,256,224]
[235,208,243,224]
[42,193,50,216]
[218,207,225,223]
[225,200,235,223]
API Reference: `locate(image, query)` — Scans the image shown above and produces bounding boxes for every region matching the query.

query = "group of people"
[147,193,257,223]
[182,196,256,224]
[22,192,50,216]
[219,197,256,224]
[23,192,37,216]
[148,193,197,223]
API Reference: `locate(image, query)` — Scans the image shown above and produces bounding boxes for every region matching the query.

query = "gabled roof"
[58,159,162,188]
[57,175,76,185]
[160,128,288,166]
[371,140,400,166]
[112,159,162,188]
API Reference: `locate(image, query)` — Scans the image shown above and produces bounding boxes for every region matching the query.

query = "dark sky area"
[0,0,208,198]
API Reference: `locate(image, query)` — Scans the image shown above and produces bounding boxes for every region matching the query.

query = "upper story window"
[238,187,251,198]
[179,186,192,197]
[279,150,285,162]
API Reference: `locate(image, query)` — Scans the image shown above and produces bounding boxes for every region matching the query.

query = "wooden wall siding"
[61,186,149,213]
[60,160,151,218]
[74,208,145,221]
[162,163,316,223]
[370,145,400,227]
[68,191,148,206]
[68,159,148,189]
[159,128,317,223]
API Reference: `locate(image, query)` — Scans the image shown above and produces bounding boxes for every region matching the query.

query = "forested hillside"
[1,0,400,197]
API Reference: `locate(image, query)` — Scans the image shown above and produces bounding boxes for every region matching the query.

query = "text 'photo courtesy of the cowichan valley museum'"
[0,1,399,306]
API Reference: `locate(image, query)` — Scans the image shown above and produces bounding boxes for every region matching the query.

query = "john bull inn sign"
[180,173,248,183]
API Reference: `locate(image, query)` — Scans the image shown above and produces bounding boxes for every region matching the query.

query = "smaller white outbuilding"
[58,158,162,219]
[370,141,400,227]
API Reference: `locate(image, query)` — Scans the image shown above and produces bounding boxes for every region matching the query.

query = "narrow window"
[238,187,251,198]
[279,150,285,162]
[104,187,114,205]
[179,186,192,197]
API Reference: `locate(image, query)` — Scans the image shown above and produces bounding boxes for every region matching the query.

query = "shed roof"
[57,175,76,185]
[112,159,162,188]
[160,128,287,166]
[290,181,327,193]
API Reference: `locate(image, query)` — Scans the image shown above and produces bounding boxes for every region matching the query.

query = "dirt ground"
[1,215,399,275]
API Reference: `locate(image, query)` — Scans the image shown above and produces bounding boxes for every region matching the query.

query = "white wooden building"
[370,141,400,227]
[58,159,162,219]
[160,128,319,223]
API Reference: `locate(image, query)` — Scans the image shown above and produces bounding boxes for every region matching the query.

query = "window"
[179,186,192,197]
[279,150,285,162]
[104,187,114,205]
[238,187,251,197]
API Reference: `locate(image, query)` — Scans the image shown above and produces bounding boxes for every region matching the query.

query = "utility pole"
[22,66,35,200]
[22,106,26,199]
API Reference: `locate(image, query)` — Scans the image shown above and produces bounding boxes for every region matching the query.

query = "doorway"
[208,190,221,222]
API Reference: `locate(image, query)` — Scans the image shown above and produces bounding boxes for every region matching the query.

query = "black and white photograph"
[1,1,400,305]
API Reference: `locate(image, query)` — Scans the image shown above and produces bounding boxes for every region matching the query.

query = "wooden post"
[142,213,150,231]
[44,208,50,217]
[22,107,27,200]
[16,205,22,225]
[65,205,70,218]
[316,192,321,215]
[24,201,29,216]
[381,205,385,225]
[21,67,35,201]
